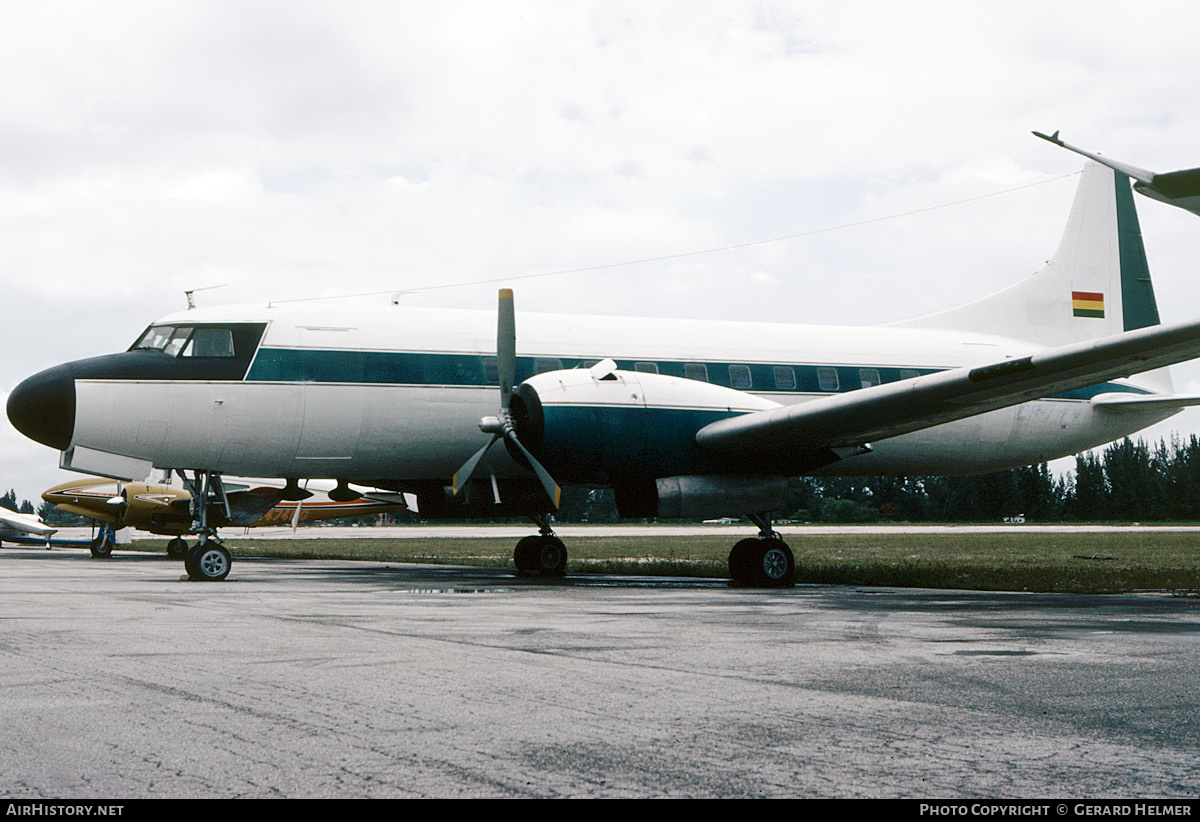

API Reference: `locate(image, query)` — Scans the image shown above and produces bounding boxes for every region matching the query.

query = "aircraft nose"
[6,364,76,450]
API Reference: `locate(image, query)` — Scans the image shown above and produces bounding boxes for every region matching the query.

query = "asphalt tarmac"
[1,545,1198,799]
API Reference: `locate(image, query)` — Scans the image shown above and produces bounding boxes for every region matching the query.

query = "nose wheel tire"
[184,542,232,582]
[166,537,189,558]
[89,534,114,559]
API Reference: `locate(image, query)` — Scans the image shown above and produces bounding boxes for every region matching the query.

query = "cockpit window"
[183,327,235,357]
[132,325,176,352]
[163,327,193,357]
[131,325,235,358]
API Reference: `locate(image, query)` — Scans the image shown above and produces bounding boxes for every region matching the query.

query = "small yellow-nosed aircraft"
[43,477,412,558]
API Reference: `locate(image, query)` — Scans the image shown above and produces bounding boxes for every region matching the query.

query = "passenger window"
[859,368,880,389]
[773,366,796,391]
[535,358,562,374]
[817,367,839,392]
[900,369,920,381]
[483,356,499,384]
[183,328,235,358]
[634,362,659,374]
[729,364,752,389]
[684,363,709,382]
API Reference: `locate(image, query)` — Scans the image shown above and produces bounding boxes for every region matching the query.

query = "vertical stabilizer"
[893,163,1161,347]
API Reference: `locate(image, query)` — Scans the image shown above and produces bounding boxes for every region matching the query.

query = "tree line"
[8,434,1200,527]
[557,435,1200,524]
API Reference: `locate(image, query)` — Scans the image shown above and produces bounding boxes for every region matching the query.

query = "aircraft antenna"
[184,284,227,310]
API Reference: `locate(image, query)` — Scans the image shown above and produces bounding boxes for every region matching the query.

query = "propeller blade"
[452,287,560,511]
[452,433,502,495]
[502,430,562,510]
[498,288,516,407]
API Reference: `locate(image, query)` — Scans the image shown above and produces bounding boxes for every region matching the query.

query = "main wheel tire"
[728,538,761,584]
[729,537,795,588]
[535,536,567,577]
[513,535,567,577]
[184,542,231,581]
[754,538,795,588]
[513,535,541,574]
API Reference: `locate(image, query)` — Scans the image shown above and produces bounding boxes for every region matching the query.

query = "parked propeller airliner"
[42,476,412,558]
[10,159,1200,584]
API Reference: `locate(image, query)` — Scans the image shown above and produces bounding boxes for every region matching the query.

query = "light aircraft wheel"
[89,534,114,559]
[166,537,188,559]
[185,542,231,582]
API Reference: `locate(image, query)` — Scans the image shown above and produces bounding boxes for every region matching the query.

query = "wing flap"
[696,318,1200,455]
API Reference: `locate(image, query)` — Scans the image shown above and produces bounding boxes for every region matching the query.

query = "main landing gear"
[513,514,568,577]
[507,511,795,587]
[177,469,233,582]
[727,513,796,588]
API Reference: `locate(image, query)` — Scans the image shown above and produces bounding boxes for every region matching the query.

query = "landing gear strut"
[513,514,567,577]
[89,523,116,559]
[177,470,233,582]
[728,513,795,588]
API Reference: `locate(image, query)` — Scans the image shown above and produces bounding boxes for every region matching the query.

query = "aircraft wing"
[0,506,56,538]
[695,317,1200,456]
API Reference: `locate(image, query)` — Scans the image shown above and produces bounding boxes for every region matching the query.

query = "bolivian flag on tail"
[1072,291,1105,319]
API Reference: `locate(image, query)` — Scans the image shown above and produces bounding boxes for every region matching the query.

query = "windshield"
[131,325,234,358]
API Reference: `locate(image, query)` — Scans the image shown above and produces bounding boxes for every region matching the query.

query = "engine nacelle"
[512,366,780,484]
[614,474,790,520]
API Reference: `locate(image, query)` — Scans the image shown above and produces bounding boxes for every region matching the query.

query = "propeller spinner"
[452,289,562,509]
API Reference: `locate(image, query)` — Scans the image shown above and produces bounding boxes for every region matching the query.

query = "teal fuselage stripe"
[243,348,1150,400]
[1114,171,1161,332]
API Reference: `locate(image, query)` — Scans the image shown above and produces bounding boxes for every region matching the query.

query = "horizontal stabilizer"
[1033,130,1156,185]
[1090,392,1200,413]
[1035,129,1200,218]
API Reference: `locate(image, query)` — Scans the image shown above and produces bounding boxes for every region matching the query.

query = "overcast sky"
[4,1,1200,506]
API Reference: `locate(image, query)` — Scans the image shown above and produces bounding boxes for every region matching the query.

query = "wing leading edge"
[695,317,1200,456]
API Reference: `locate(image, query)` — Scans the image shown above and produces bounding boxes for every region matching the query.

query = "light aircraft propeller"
[452,289,561,509]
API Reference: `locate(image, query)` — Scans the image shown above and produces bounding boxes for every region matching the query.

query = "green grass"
[131,528,1200,594]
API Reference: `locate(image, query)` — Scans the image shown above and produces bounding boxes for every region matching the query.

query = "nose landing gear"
[177,470,234,582]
